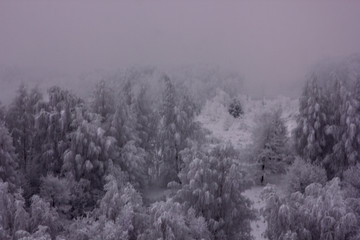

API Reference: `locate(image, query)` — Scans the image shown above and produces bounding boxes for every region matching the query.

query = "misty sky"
[1,1,360,95]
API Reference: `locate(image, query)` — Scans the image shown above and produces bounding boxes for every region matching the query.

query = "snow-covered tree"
[67,174,147,240]
[133,84,158,151]
[29,195,61,238]
[262,178,360,240]
[0,102,5,122]
[253,109,289,174]
[67,178,94,217]
[156,75,178,184]
[5,85,44,199]
[294,76,330,164]
[228,98,243,118]
[0,122,19,190]
[40,175,71,213]
[295,56,360,177]
[17,225,52,240]
[156,75,199,185]
[139,199,211,240]
[62,107,118,191]
[60,106,120,216]
[285,157,327,194]
[108,78,142,149]
[323,78,360,177]
[5,84,38,173]
[172,144,255,240]
[90,80,115,126]
[343,163,360,198]
[120,140,147,189]
[0,181,29,239]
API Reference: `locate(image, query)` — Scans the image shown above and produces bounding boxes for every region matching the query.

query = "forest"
[2,1,360,239]
[0,55,360,240]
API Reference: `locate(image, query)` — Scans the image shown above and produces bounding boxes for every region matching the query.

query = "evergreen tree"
[5,85,43,198]
[156,75,198,185]
[133,84,158,151]
[0,182,29,239]
[39,175,71,213]
[0,122,19,190]
[262,178,359,240]
[294,76,330,164]
[6,84,34,173]
[90,80,115,126]
[156,75,178,184]
[139,199,211,240]
[0,102,5,122]
[62,107,118,191]
[254,109,289,174]
[173,144,255,240]
[29,195,60,238]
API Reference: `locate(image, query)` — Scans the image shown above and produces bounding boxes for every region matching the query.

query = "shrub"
[285,158,327,194]
[228,98,243,118]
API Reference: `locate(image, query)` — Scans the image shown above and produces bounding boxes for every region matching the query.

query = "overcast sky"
[1,0,360,95]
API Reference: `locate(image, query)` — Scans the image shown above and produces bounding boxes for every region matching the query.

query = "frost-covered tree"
[60,106,120,216]
[5,85,44,198]
[253,109,289,174]
[39,175,71,213]
[90,80,115,126]
[67,174,146,240]
[62,107,118,191]
[5,84,39,173]
[0,193,60,240]
[324,78,360,177]
[0,122,19,190]
[0,102,5,122]
[172,144,255,240]
[46,85,83,147]
[156,75,178,183]
[120,141,147,189]
[262,178,360,240]
[0,181,30,239]
[109,79,140,148]
[156,75,199,185]
[228,98,243,118]
[343,163,360,198]
[133,84,158,151]
[295,56,360,177]
[29,195,61,238]
[17,225,52,240]
[139,199,211,240]
[285,157,327,194]
[294,76,330,164]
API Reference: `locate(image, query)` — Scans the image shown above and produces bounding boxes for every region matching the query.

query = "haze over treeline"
[1,0,360,100]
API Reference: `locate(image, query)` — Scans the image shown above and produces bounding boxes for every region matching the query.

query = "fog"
[1,0,360,100]
[2,2,360,239]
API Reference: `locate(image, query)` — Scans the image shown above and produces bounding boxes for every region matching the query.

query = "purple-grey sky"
[1,0,360,95]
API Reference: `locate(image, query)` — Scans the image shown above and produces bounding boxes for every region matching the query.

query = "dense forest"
[1,55,360,240]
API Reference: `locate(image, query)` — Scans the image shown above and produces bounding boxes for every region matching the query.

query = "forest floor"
[197,92,295,240]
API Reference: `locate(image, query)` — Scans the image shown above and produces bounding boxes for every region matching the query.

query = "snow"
[197,91,298,150]
[244,186,268,240]
[197,91,297,240]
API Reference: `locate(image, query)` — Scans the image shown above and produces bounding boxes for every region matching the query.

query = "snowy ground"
[244,186,267,240]
[197,91,296,240]
[197,91,298,150]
